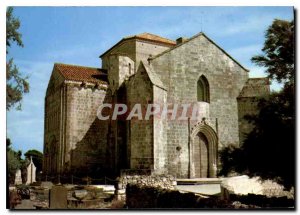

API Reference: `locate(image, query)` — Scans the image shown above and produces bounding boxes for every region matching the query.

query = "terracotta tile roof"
[238,78,270,98]
[100,32,175,58]
[126,33,176,46]
[54,63,108,84]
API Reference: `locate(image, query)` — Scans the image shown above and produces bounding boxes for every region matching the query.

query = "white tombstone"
[14,169,22,185]
[26,156,37,185]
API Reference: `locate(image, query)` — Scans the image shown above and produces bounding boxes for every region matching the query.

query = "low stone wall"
[229,193,295,208]
[116,175,176,190]
[126,184,228,209]
[114,174,176,200]
[126,184,295,209]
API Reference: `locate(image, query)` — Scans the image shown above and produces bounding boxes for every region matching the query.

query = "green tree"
[7,138,23,184]
[24,149,43,172]
[219,19,295,189]
[6,6,29,110]
[251,19,294,85]
[6,7,29,187]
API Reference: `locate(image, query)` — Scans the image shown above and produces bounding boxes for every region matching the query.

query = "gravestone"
[49,185,68,209]
[26,157,36,185]
[14,169,22,185]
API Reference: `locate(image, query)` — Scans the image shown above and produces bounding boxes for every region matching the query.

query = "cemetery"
[9,158,118,209]
[8,157,294,209]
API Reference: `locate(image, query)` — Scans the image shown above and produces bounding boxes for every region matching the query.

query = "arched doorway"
[193,132,209,178]
[190,121,218,178]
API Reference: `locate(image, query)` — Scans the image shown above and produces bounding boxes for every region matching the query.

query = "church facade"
[43,32,270,178]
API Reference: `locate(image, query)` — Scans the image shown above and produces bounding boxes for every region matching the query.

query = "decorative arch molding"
[190,119,218,178]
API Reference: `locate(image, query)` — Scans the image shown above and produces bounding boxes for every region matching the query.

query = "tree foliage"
[251,19,294,84]
[6,7,23,49]
[219,91,295,188]
[7,138,23,184]
[219,19,295,189]
[6,6,29,110]
[7,139,44,184]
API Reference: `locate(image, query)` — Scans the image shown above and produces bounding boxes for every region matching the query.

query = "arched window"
[197,75,210,102]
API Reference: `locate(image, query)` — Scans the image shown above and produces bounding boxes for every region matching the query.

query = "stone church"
[43,32,270,178]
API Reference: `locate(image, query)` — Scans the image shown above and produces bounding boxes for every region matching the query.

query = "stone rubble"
[117,175,176,190]
[221,175,294,199]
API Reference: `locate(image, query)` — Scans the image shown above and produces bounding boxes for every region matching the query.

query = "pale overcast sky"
[7,6,294,154]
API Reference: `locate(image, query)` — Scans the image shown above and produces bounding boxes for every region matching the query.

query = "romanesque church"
[43,32,270,178]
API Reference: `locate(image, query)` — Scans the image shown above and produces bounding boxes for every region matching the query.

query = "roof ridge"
[131,32,174,39]
[55,62,101,70]
[100,32,176,58]
[138,32,168,38]
[150,32,203,60]
[53,63,108,85]
[149,32,249,72]
[136,32,176,43]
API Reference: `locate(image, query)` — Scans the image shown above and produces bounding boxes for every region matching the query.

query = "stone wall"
[153,85,168,174]
[126,184,227,208]
[101,39,172,73]
[101,40,136,70]
[101,40,170,174]
[44,70,65,174]
[65,83,109,175]
[108,54,135,95]
[136,40,172,67]
[151,34,249,177]
[117,175,176,190]
[126,64,154,169]
[114,173,176,201]
[126,184,294,209]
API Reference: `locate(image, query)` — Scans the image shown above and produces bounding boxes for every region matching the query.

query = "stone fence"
[126,184,228,209]
[114,174,176,200]
[126,184,295,209]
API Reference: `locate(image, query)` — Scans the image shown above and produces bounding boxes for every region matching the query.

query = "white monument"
[14,169,22,185]
[26,156,37,185]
